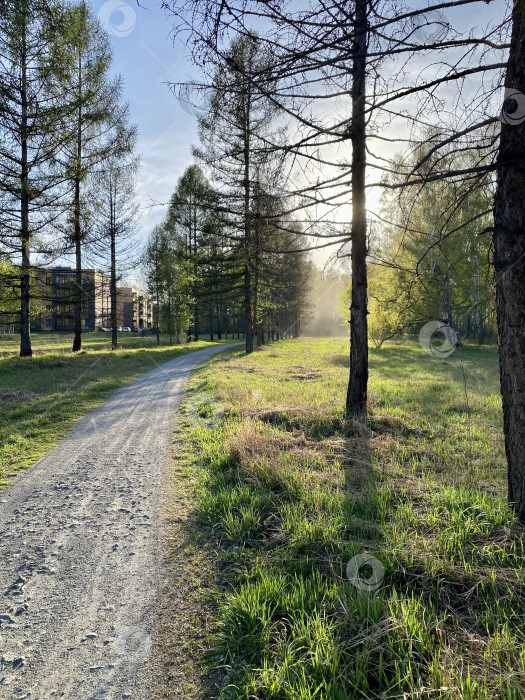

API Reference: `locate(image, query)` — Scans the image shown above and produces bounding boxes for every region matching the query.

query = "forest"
[1,0,525,695]
[1,0,522,513]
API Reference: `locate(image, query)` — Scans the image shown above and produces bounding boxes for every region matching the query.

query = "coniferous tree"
[193,33,285,354]
[0,0,71,356]
[493,0,525,520]
[145,225,193,344]
[90,138,139,350]
[57,0,129,352]
[164,165,213,341]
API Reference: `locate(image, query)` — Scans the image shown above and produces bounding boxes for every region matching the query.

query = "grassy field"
[173,336,525,699]
[0,331,241,357]
[0,332,228,489]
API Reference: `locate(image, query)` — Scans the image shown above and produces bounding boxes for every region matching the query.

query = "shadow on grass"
[183,394,440,698]
[189,427,523,697]
[168,340,524,699]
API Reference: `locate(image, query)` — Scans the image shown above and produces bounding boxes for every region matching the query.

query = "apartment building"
[115,287,153,330]
[32,267,152,331]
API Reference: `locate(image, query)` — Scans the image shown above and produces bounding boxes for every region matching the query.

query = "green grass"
[0,332,229,489]
[177,337,525,699]
[0,331,240,357]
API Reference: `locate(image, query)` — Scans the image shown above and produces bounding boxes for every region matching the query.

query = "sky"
[91,0,200,245]
[88,0,509,284]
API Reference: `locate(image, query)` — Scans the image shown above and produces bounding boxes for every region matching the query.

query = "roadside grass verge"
[0,337,227,489]
[177,337,525,699]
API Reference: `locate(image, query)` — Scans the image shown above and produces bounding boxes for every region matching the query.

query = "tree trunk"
[493,0,525,521]
[193,204,200,341]
[217,296,222,340]
[244,260,253,353]
[19,15,32,358]
[346,0,368,416]
[20,236,31,358]
[243,88,254,354]
[73,232,82,352]
[73,52,83,353]
[153,234,160,346]
[110,184,118,351]
[168,294,173,345]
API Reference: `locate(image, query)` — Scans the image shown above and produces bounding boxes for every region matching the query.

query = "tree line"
[144,163,310,348]
[144,35,312,351]
[1,0,524,520]
[0,0,138,355]
[159,0,525,518]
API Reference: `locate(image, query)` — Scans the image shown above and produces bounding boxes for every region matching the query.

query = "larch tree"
[191,32,286,354]
[56,0,129,353]
[493,0,525,520]
[0,0,71,357]
[164,165,212,341]
[90,123,139,351]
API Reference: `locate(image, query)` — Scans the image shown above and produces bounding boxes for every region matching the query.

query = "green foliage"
[0,260,22,324]
[181,338,524,699]
[165,164,236,341]
[145,223,194,341]
[369,147,496,344]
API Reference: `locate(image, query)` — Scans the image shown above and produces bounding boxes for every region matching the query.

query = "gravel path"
[0,344,238,700]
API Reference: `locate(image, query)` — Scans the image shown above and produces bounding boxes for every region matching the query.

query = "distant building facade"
[116,287,153,330]
[32,267,152,331]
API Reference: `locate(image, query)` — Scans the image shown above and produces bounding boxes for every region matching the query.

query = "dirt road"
[0,344,237,699]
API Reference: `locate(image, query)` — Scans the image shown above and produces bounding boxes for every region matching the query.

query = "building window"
[46,276,51,284]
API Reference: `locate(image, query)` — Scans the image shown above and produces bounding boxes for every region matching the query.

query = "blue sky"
[91,0,200,243]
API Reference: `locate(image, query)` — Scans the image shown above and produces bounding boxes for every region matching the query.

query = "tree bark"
[346,0,368,416]
[168,293,173,344]
[19,9,32,358]
[493,0,525,521]
[155,240,160,347]
[110,181,118,351]
[193,203,200,341]
[216,294,222,339]
[73,233,82,351]
[242,79,254,354]
[73,51,83,353]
